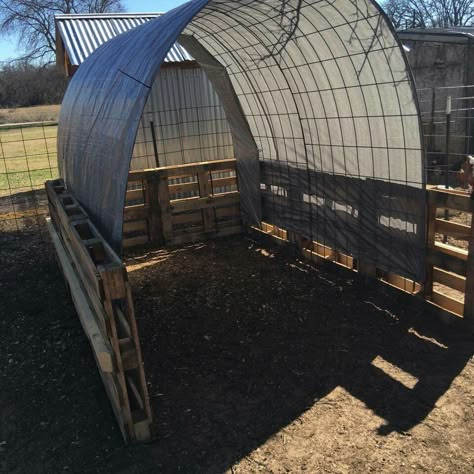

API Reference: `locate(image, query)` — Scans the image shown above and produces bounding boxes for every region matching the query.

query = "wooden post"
[198,166,216,232]
[463,216,474,328]
[147,174,164,245]
[424,201,438,300]
[157,171,173,243]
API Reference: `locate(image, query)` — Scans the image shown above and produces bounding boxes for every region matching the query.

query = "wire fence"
[1,85,474,244]
[418,85,474,188]
[0,121,58,240]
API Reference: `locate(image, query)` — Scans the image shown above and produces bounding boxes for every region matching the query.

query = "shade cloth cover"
[58,0,426,281]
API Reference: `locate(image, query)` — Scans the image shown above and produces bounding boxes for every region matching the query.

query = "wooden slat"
[172,212,202,226]
[126,189,145,203]
[378,270,422,294]
[427,248,467,276]
[123,235,149,249]
[435,218,471,240]
[434,241,468,261]
[168,181,199,195]
[128,158,236,181]
[123,220,147,234]
[431,291,464,317]
[124,205,149,221]
[215,204,240,219]
[169,224,242,246]
[211,176,237,190]
[428,189,474,213]
[433,267,466,293]
[171,192,240,213]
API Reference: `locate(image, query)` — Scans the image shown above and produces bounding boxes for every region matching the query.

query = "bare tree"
[0,0,125,64]
[383,0,474,30]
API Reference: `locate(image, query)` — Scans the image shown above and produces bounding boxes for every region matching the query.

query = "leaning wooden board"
[45,179,152,444]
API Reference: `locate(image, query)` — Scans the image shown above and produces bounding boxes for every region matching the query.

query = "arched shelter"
[58,0,426,281]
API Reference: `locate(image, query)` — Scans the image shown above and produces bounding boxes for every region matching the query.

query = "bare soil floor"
[1,229,473,473]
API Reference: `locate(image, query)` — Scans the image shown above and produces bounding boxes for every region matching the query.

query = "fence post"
[463,217,474,329]
[156,170,173,243]
[147,173,164,246]
[198,165,216,232]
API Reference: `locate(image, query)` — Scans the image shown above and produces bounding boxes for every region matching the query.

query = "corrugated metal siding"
[131,67,234,170]
[56,14,193,65]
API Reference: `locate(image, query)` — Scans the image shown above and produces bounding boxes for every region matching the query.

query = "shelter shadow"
[124,236,473,473]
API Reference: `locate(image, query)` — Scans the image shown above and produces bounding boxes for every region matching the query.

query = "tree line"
[0,63,67,108]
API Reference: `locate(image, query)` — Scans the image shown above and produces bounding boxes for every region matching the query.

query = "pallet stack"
[45,179,152,443]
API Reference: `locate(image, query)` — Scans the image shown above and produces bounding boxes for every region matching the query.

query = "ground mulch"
[1,230,473,473]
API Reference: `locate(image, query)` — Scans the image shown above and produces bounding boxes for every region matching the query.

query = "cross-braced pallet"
[45,179,152,443]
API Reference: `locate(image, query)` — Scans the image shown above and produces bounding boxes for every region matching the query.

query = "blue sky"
[0,0,188,62]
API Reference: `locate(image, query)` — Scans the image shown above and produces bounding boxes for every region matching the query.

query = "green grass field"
[0,124,58,196]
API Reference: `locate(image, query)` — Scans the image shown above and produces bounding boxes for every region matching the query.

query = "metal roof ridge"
[55,13,163,20]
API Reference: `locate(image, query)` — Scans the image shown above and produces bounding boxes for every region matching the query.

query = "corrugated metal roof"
[55,13,194,65]
[398,26,474,43]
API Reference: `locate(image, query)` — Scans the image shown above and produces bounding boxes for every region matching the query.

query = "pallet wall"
[425,187,474,323]
[123,158,242,249]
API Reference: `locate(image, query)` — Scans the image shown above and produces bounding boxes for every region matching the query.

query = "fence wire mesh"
[0,121,58,241]
[2,84,474,247]
[418,85,474,188]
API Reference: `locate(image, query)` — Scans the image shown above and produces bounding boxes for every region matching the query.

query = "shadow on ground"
[125,236,473,472]
[1,231,472,473]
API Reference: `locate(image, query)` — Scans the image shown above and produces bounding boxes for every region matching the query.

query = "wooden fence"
[254,183,474,328]
[425,187,474,322]
[45,179,152,444]
[123,158,242,249]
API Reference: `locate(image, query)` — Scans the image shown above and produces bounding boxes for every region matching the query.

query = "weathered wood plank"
[433,267,466,293]
[434,241,468,261]
[431,290,464,317]
[435,218,471,240]
[123,220,148,234]
[171,192,240,213]
[128,158,236,181]
[47,218,114,374]
[124,205,149,221]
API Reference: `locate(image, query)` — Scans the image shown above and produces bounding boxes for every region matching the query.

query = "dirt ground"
[1,228,473,473]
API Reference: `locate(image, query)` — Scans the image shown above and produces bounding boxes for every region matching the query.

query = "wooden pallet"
[124,159,242,249]
[45,179,152,443]
[425,187,474,324]
[254,222,421,295]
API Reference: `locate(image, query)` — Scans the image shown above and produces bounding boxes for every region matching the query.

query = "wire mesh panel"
[418,85,474,187]
[183,0,425,280]
[131,66,234,169]
[0,122,58,238]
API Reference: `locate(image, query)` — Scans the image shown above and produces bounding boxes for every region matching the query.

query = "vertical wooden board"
[463,217,474,326]
[99,269,134,441]
[198,169,216,232]
[157,173,174,242]
[424,202,438,299]
[146,177,164,245]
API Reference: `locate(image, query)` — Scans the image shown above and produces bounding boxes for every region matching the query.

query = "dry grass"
[0,104,60,125]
